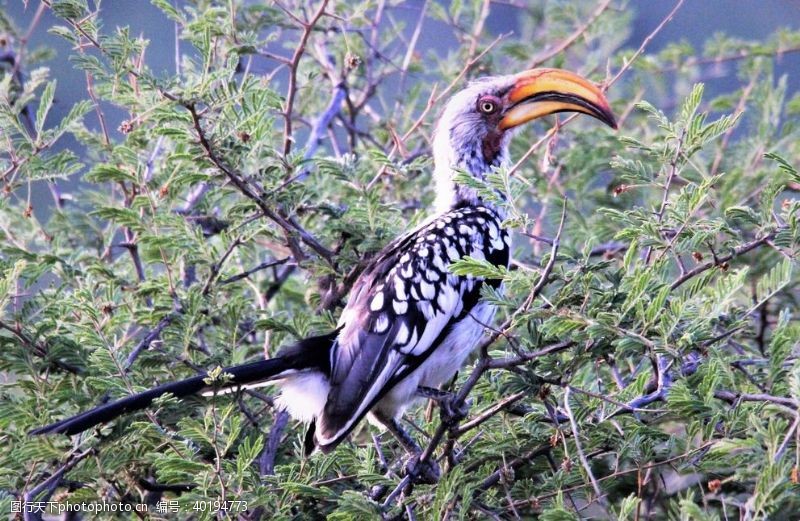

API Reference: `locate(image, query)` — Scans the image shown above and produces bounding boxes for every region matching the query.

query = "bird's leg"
[416,386,471,427]
[373,411,440,485]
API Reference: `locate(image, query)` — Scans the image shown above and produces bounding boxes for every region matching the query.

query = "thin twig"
[563,386,606,507]
[0,320,83,374]
[220,257,293,285]
[453,391,526,436]
[187,103,334,264]
[529,0,613,68]
[282,0,330,156]
[123,312,177,370]
[774,413,800,463]
[670,227,785,290]
[645,128,686,264]
[605,0,685,87]
[23,449,95,516]
[366,32,508,189]
[201,236,242,296]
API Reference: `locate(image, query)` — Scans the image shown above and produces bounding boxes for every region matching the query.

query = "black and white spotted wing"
[315,205,510,448]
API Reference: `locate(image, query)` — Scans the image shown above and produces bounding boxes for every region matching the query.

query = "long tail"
[30,331,336,436]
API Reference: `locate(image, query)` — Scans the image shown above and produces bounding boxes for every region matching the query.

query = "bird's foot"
[440,394,471,427]
[404,455,441,485]
[415,386,471,427]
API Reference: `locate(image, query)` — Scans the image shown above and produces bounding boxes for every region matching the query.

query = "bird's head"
[432,68,616,212]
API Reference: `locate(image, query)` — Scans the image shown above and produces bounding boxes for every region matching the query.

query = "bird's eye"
[478,96,499,115]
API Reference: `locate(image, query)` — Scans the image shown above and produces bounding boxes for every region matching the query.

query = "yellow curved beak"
[499,68,617,130]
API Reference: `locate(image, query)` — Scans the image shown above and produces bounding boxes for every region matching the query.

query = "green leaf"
[448,257,507,279]
[85,164,138,184]
[35,80,56,139]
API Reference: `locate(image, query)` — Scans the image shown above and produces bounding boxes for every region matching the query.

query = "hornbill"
[32,68,616,478]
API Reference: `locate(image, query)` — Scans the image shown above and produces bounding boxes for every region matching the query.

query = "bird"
[32,68,616,480]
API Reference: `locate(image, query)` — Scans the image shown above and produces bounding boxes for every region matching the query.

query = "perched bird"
[32,68,616,477]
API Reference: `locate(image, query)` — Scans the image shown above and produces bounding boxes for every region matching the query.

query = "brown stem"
[282,0,330,156]
[670,228,783,290]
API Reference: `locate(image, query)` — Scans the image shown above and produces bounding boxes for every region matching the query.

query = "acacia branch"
[670,227,784,290]
[0,320,83,374]
[506,442,717,511]
[123,312,177,371]
[659,44,800,73]
[646,128,685,264]
[201,236,242,296]
[713,390,798,410]
[220,257,293,285]
[260,409,290,476]
[23,448,95,512]
[529,0,613,68]
[186,103,334,265]
[283,0,331,156]
[563,386,607,508]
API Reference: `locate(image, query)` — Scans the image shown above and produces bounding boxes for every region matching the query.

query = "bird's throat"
[481,131,505,166]
[433,132,510,216]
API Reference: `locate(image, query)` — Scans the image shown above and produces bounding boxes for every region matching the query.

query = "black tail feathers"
[30,331,336,436]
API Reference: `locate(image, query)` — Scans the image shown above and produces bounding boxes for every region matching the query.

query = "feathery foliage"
[1,1,799,519]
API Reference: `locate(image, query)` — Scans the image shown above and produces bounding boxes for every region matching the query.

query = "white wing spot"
[396,323,410,345]
[370,292,384,311]
[394,277,407,300]
[393,300,408,314]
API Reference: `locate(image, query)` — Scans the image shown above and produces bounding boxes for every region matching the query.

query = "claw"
[440,395,471,427]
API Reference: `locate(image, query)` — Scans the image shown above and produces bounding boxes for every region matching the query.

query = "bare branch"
[186,103,335,265]
[563,386,606,508]
[282,0,331,156]
[670,227,785,290]
[529,0,613,68]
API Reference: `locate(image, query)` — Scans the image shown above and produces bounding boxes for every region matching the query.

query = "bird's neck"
[432,133,510,218]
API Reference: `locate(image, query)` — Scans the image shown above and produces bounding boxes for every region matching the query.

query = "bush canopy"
[1,1,799,519]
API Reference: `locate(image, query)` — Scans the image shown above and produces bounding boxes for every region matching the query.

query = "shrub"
[1,1,799,519]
